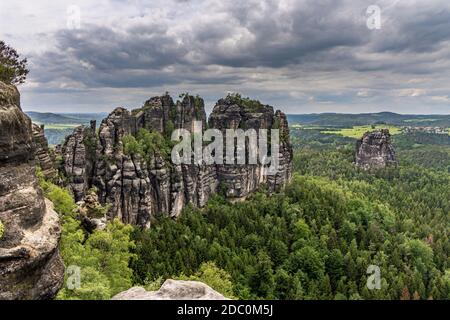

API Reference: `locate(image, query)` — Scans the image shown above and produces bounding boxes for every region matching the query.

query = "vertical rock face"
[0,81,64,300]
[32,123,57,180]
[355,129,397,170]
[61,125,97,202]
[61,94,293,228]
[209,95,293,198]
[136,95,174,134]
[93,108,153,227]
[272,110,293,190]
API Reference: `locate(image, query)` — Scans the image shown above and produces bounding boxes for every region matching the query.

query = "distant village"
[402,126,449,135]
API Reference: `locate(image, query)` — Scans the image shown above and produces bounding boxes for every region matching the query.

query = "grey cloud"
[372,4,450,53]
[32,0,371,86]
[15,0,450,113]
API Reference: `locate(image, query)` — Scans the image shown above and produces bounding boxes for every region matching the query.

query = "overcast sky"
[1,0,450,114]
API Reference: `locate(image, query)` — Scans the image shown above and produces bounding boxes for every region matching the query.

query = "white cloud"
[357,90,370,97]
[394,89,427,97]
[431,95,450,102]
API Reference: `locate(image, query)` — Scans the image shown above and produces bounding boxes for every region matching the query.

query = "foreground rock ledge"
[112,280,229,300]
[0,81,64,300]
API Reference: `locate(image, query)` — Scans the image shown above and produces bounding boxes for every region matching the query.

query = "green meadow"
[322,125,402,138]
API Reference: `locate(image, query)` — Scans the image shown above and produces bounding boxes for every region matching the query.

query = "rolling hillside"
[287,112,450,127]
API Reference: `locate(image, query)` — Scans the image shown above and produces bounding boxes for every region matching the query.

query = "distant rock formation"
[61,94,293,228]
[112,280,228,300]
[355,129,397,170]
[0,81,64,300]
[32,123,58,180]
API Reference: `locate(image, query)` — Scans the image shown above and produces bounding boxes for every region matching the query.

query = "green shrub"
[37,167,77,217]
[227,93,266,113]
[122,134,143,156]
[37,173,135,300]
[122,128,172,160]
[0,220,4,239]
[90,203,112,218]
[175,262,236,299]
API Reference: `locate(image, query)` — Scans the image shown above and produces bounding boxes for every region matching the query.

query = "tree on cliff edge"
[0,41,29,85]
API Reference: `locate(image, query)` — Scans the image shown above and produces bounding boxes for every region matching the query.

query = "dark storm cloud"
[194,0,367,68]
[371,5,450,53]
[34,0,450,86]
[31,0,369,89]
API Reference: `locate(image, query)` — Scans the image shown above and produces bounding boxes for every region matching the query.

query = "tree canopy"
[0,41,28,85]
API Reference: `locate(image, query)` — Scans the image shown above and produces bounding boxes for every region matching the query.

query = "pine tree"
[249,251,275,299]
[400,286,411,300]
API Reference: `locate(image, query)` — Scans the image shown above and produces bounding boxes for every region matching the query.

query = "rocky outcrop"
[32,123,57,180]
[89,99,216,226]
[355,129,397,170]
[0,81,64,300]
[112,280,228,300]
[61,94,293,228]
[77,189,108,232]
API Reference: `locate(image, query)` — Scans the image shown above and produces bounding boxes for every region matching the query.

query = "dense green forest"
[130,128,449,300]
[41,127,450,300]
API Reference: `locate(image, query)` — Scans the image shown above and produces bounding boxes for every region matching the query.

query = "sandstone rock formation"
[355,129,397,170]
[0,81,64,300]
[209,95,293,198]
[112,280,228,300]
[61,94,293,228]
[32,123,58,180]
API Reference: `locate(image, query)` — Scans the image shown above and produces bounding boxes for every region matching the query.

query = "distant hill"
[24,112,109,145]
[26,112,82,125]
[287,112,450,127]
[26,111,108,125]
